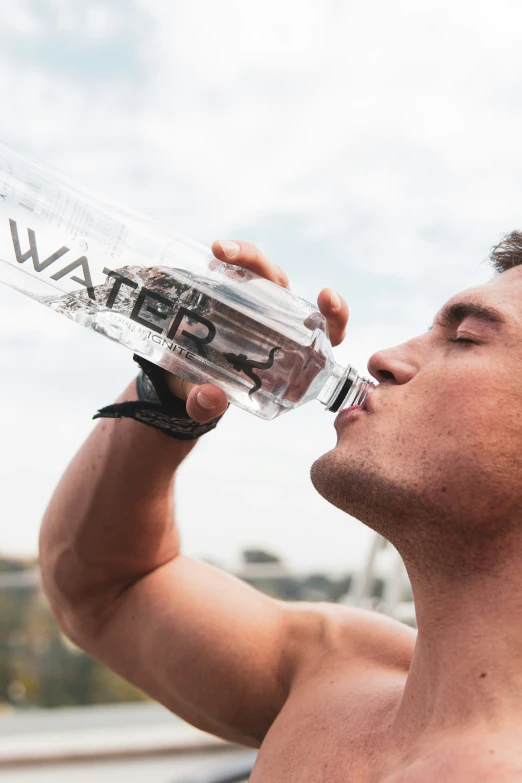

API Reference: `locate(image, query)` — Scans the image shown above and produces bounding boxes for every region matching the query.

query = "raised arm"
[39,240,358,747]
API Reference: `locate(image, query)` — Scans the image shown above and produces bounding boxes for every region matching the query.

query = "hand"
[166,239,349,423]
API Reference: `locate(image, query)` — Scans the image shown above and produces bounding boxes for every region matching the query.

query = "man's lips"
[334,390,374,432]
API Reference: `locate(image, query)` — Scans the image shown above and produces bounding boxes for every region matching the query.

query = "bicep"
[74,556,294,747]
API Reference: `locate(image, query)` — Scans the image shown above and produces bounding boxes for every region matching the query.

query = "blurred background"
[0,0,520,780]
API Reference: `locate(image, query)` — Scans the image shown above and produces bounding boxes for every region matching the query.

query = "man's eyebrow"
[428,301,508,331]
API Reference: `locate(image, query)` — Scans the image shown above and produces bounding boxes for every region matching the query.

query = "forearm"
[39,378,196,623]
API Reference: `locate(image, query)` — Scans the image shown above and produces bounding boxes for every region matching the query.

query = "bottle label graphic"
[222,347,281,396]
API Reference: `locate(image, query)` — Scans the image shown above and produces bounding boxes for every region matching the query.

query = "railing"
[181,766,254,783]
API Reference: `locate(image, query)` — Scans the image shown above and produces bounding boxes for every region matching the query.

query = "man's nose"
[367,346,418,385]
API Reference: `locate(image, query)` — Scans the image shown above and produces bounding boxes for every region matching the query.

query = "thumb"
[185,384,229,423]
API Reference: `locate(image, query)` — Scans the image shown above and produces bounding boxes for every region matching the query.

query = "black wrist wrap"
[93,355,225,440]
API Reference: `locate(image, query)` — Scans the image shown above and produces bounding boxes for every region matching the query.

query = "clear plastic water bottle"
[0,142,374,420]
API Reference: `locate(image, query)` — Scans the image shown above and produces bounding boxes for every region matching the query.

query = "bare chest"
[248,677,522,783]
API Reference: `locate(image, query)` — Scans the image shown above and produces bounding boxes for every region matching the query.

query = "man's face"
[311,266,522,539]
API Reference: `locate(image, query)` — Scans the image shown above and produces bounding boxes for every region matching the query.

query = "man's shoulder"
[277,600,416,686]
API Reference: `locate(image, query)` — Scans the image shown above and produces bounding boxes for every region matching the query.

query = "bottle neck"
[318,362,375,413]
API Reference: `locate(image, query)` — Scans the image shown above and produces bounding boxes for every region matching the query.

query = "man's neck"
[391,528,522,745]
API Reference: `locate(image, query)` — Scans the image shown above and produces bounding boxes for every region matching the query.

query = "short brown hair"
[490,231,522,274]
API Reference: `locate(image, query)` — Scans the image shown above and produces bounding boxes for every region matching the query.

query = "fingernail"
[219,240,240,259]
[330,291,341,311]
[197,391,217,410]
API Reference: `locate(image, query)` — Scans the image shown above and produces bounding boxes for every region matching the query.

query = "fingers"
[211,242,348,347]
[317,288,349,347]
[185,383,229,423]
[165,373,193,401]
[212,240,290,289]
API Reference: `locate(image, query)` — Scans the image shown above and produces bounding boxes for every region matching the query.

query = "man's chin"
[310,447,354,514]
[310,445,390,527]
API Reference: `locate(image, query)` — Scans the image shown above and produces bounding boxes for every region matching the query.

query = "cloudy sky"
[0,0,519,570]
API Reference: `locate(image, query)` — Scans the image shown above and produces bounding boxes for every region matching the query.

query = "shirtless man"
[39,235,522,781]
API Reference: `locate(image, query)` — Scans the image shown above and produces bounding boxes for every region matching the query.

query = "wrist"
[93,356,226,441]
[107,378,197,472]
